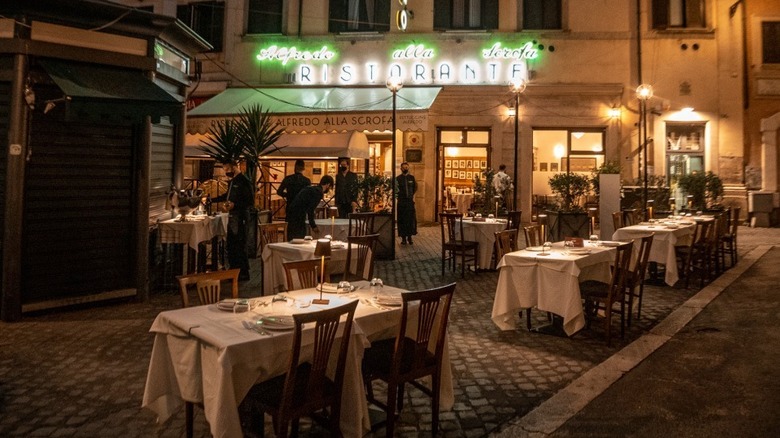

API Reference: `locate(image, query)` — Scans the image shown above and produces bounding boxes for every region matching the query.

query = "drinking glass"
[370,277,384,300]
[541,241,552,255]
[589,234,599,245]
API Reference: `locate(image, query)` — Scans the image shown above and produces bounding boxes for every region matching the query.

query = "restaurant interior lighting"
[608,107,621,118]
[553,144,566,159]
[680,107,694,113]
[636,83,653,221]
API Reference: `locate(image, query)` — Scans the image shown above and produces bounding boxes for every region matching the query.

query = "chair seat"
[362,337,437,377]
[579,280,610,298]
[443,239,479,250]
[248,362,337,410]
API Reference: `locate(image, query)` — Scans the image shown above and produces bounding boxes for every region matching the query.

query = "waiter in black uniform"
[211,161,254,281]
[396,162,417,245]
[335,157,359,219]
[287,175,334,239]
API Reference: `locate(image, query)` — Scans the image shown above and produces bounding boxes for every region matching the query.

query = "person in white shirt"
[493,164,514,209]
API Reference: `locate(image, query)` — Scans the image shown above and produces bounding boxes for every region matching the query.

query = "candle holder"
[313,239,331,305]
[538,214,548,242]
[588,207,598,236]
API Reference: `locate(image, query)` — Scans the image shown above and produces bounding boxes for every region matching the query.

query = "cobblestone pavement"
[1,225,778,437]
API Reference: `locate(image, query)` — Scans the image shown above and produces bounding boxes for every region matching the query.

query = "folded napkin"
[257,316,294,330]
[217,299,248,312]
[375,294,403,306]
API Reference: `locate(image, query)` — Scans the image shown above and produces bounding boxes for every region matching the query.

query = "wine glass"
[370,278,384,300]
[541,241,552,256]
[589,234,600,245]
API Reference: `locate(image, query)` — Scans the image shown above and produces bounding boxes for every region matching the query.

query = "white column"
[760,112,780,192]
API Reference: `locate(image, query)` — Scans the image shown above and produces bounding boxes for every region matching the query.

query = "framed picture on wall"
[550,162,559,172]
[445,169,451,177]
[460,171,466,179]
[465,160,471,168]
[467,171,473,180]
[445,160,451,168]
[480,160,487,168]
[459,160,466,168]
[452,160,459,169]
[566,157,597,172]
[540,162,548,171]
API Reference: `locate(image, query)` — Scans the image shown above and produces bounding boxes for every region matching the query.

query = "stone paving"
[0,224,777,437]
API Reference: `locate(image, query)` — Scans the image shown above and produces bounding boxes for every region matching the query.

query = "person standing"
[493,164,514,210]
[396,162,417,245]
[335,157,358,219]
[287,175,334,239]
[277,159,311,220]
[211,161,254,281]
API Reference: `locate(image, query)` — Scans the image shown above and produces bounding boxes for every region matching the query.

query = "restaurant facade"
[0,0,209,320]
[117,0,756,225]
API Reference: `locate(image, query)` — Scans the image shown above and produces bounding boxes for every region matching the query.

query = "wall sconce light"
[608,107,621,118]
[507,107,516,117]
[553,144,566,159]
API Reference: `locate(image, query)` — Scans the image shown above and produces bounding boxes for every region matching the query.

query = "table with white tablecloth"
[492,242,615,336]
[310,218,350,241]
[612,219,696,286]
[142,284,454,438]
[452,193,473,215]
[458,218,509,270]
[158,213,229,273]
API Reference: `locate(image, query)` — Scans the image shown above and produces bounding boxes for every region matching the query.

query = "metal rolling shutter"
[150,117,175,224]
[22,120,135,302]
[0,81,8,260]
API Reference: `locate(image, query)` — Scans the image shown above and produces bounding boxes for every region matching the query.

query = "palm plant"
[198,118,243,164]
[236,104,285,194]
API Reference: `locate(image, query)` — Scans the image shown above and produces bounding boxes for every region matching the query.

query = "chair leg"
[604,305,612,347]
[397,383,405,413]
[385,381,399,438]
[432,373,441,436]
[185,402,194,438]
[637,281,645,321]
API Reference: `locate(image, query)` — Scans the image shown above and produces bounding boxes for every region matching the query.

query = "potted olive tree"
[676,171,724,212]
[356,174,394,259]
[546,172,592,240]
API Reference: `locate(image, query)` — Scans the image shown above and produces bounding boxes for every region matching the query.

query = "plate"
[330,243,345,249]
[568,248,591,255]
[598,241,622,247]
[217,299,249,312]
[320,283,356,293]
[525,246,545,252]
[256,316,295,331]
[290,238,306,244]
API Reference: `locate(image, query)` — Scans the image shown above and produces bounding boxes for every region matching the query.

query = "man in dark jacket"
[211,161,254,281]
[334,157,358,219]
[277,159,311,220]
[287,175,334,239]
[396,162,418,244]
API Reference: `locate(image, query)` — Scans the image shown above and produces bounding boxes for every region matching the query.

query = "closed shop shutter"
[0,81,9,261]
[22,120,135,303]
[150,117,175,224]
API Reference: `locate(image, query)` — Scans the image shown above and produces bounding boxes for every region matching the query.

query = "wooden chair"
[439,212,479,277]
[243,300,359,438]
[348,212,375,236]
[176,269,240,307]
[579,240,634,346]
[443,208,459,214]
[625,233,654,326]
[612,211,624,230]
[196,279,221,305]
[622,209,639,226]
[712,212,729,275]
[675,221,713,289]
[505,210,522,231]
[283,259,329,291]
[362,283,456,438]
[258,222,287,254]
[523,225,543,248]
[343,234,379,281]
[721,206,741,267]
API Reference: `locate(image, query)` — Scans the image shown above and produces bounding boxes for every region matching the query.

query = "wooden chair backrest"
[506,210,522,231]
[283,259,328,291]
[629,233,654,286]
[608,241,634,301]
[439,212,463,244]
[495,229,518,261]
[196,279,221,305]
[730,207,741,236]
[348,212,375,236]
[344,234,378,281]
[523,225,543,248]
[177,269,240,307]
[258,222,288,253]
[612,211,624,230]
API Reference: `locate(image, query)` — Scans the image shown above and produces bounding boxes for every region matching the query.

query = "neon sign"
[392,44,434,60]
[256,45,335,65]
[482,42,539,60]
[397,0,409,32]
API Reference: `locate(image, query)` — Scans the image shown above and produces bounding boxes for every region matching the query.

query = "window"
[177,1,224,52]
[247,0,283,34]
[762,21,780,64]
[652,0,705,30]
[434,0,499,30]
[522,0,562,30]
[328,0,391,33]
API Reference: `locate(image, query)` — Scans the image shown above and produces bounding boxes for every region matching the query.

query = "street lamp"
[636,83,653,220]
[386,76,404,259]
[509,78,527,211]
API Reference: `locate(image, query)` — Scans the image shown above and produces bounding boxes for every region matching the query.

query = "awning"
[187,86,441,134]
[185,131,370,159]
[39,59,183,124]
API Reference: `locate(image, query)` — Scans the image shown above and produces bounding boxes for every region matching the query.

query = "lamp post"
[509,78,527,211]
[386,76,404,260]
[636,84,653,221]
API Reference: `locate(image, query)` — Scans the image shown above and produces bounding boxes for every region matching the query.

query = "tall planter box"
[372,213,395,260]
[545,210,590,241]
[599,174,621,240]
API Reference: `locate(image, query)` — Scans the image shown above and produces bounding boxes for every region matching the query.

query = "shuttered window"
[522,0,562,30]
[434,0,498,30]
[652,0,706,30]
[329,0,391,32]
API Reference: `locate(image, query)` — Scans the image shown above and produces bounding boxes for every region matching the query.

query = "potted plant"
[356,174,395,259]
[471,168,503,216]
[546,172,592,240]
[676,171,724,211]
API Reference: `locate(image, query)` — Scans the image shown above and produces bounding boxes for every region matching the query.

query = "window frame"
[520,0,563,31]
[328,0,391,33]
[651,0,707,31]
[246,0,284,35]
[761,20,780,65]
[177,1,225,52]
[433,0,499,31]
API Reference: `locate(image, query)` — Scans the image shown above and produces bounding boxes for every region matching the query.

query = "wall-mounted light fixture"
[608,106,621,118]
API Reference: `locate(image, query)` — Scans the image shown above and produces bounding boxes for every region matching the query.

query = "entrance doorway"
[436,128,490,217]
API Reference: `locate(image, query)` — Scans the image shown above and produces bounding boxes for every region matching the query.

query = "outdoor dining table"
[310,218,350,242]
[141,282,454,438]
[612,217,700,286]
[158,213,228,273]
[452,193,473,215]
[261,240,370,295]
[458,217,508,270]
[492,241,616,336]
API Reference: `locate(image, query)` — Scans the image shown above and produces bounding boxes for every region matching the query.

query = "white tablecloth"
[612,220,695,286]
[262,241,372,295]
[159,213,228,250]
[492,243,615,336]
[452,193,473,214]
[459,218,508,269]
[311,218,350,242]
[142,284,454,438]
